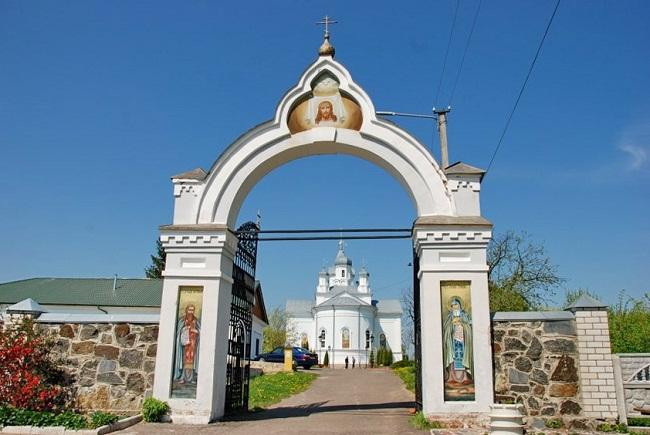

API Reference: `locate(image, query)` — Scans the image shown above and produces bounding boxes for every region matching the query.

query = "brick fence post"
[567,295,618,421]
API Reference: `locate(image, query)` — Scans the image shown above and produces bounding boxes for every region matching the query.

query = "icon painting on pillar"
[441,281,475,401]
[171,286,203,398]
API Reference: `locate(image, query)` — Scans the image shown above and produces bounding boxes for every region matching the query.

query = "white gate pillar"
[153,226,237,423]
[413,217,494,418]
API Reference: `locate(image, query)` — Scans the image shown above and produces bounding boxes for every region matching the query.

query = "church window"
[341,270,345,277]
[341,328,350,349]
[365,330,370,349]
[380,333,387,348]
[319,329,326,348]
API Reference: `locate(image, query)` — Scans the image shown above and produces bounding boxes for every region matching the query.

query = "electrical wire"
[448,0,483,105]
[434,0,461,105]
[485,0,561,176]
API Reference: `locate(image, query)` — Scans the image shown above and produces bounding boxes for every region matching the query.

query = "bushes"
[142,397,170,422]
[323,350,329,367]
[0,407,119,429]
[391,359,414,369]
[0,318,73,412]
[628,417,650,427]
[90,411,119,428]
[0,407,87,430]
[375,346,394,366]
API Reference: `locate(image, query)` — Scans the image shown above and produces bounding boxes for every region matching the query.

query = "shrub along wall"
[36,322,158,414]
[492,313,589,431]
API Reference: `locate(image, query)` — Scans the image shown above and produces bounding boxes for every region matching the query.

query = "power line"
[448,0,483,105]
[485,0,561,176]
[434,0,460,105]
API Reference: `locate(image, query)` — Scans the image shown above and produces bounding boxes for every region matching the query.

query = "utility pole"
[434,107,451,169]
[376,107,453,168]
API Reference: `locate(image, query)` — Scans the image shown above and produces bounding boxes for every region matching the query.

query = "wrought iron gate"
[225,221,259,414]
[413,248,423,411]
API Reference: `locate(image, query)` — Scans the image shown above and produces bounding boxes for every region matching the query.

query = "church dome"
[334,241,352,266]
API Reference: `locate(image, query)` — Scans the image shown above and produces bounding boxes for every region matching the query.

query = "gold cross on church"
[316,15,338,37]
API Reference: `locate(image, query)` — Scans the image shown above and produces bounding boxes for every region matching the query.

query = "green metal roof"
[0,278,163,307]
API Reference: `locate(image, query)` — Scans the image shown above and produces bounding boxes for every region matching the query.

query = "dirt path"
[121,367,422,434]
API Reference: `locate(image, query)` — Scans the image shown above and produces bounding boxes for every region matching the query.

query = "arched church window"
[300,333,309,349]
[379,333,386,348]
[341,270,345,277]
[319,329,326,348]
[365,330,370,349]
[341,328,350,349]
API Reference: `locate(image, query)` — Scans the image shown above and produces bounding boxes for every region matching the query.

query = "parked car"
[253,346,318,369]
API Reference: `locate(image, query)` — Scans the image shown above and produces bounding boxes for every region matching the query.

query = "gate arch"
[154,42,494,424]
[173,55,455,227]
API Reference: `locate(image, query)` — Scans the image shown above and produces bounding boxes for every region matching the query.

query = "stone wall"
[492,313,589,430]
[37,322,158,414]
[614,354,650,421]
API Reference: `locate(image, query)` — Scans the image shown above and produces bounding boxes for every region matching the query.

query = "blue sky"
[1,1,648,310]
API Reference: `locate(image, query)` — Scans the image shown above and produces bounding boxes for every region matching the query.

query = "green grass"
[248,372,317,410]
[409,411,444,430]
[392,362,416,393]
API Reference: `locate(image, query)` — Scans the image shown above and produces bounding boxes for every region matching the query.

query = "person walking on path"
[345,356,349,369]
[352,357,356,368]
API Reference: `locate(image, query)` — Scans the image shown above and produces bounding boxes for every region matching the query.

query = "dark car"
[254,346,318,369]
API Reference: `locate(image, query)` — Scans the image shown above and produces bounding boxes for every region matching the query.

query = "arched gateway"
[153,33,494,423]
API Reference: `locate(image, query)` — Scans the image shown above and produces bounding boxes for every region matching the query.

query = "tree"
[369,349,375,368]
[488,231,564,311]
[563,289,650,353]
[608,291,650,353]
[262,307,297,353]
[323,350,329,367]
[145,239,166,278]
[400,287,415,357]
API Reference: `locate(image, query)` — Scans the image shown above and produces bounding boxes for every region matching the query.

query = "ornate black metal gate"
[413,248,423,411]
[225,221,259,414]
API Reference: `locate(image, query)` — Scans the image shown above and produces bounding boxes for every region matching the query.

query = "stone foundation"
[37,322,158,413]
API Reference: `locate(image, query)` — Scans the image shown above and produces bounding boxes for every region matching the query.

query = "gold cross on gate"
[316,15,338,37]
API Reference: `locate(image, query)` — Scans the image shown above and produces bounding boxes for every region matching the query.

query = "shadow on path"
[224,400,415,421]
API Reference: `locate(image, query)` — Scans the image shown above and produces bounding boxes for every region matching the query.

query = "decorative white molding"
[173,183,202,198]
[160,233,229,248]
[448,179,481,192]
[415,230,492,244]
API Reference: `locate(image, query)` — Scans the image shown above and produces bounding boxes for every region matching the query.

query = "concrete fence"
[613,353,650,423]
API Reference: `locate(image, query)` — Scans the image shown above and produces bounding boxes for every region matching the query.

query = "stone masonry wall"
[37,322,158,414]
[492,318,588,430]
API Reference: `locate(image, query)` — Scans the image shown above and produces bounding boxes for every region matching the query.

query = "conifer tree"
[145,239,166,278]
[369,349,375,368]
[323,350,329,367]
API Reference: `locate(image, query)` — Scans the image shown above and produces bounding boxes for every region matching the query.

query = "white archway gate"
[153,40,494,423]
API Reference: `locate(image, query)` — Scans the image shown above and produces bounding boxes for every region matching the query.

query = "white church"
[286,241,403,366]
